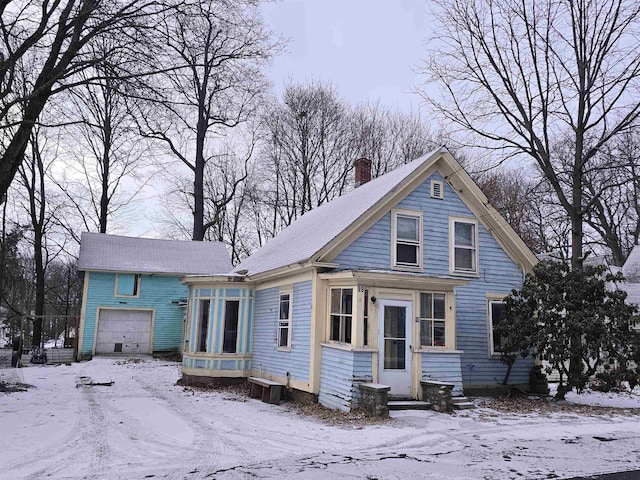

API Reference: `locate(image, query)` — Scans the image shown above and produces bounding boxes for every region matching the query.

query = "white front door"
[378,299,413,397]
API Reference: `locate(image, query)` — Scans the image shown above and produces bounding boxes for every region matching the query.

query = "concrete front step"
[388,400,432,411]
[451,396,475,410]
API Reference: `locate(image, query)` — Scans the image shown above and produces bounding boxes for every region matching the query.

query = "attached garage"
[96,309,153,354]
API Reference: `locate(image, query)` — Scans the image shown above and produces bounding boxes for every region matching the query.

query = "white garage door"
[96,309,152,354]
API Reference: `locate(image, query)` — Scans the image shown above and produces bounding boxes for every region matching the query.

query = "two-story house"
[179,147,538,410]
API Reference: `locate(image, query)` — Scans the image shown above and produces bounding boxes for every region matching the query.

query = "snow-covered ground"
[1,357,640,480]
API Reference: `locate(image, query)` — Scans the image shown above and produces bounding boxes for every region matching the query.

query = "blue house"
[77,233,232,360]
[180,147,538,411]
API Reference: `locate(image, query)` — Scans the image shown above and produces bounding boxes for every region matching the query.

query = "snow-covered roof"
[234,147,443,276]
[78,232,233,275]
[621,283,640,308]
[623,245,640,282]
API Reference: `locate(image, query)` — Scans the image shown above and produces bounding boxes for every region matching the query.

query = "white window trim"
[487,295,506,358]
[391,209,423,271]
[114,273,141,298]
[418,291,448,349]
[329,287,354,344]
[430,180,444,199]
[449,217,479,275]
[221,298,241,354]
[277,290,293,351]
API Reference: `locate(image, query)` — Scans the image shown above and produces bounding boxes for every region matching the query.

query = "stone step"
[451,396,475,410]
[388,400,432,411]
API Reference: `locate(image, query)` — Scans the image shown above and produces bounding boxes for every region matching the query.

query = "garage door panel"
[96,309,152,354]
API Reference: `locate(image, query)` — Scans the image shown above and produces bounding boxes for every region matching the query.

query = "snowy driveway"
[2,357,640,480]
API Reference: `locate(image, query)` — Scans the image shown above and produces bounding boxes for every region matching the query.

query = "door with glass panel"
[378,299,413,397]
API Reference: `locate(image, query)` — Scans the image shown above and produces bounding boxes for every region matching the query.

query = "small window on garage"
[115,274,140,297]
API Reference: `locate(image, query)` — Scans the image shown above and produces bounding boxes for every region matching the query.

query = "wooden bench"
[248,377,283,405]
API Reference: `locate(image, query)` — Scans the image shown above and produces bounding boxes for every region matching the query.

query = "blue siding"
[81,272,187,357]
[318,347,373,411]
[333,172,533,391]
[252,281,313,383]
[421,352,464,396]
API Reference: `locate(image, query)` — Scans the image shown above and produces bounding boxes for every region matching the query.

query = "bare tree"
[583,130,640,265]
[15,127,66,346]
[350,103,438,177]
[424,0,640,269]
[473,168,546,253]
[53,45,150,239]
[257,82,353,235]
[137,0,279,241]
[0,0,169,204]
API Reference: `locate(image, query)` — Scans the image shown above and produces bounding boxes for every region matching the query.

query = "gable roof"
[235,147,538,277]
[78,232,233,275]
[623,245,640,283]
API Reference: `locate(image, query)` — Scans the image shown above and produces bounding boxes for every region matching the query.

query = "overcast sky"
[260,0,431,112]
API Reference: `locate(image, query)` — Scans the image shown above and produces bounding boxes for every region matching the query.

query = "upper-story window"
[277,292,292,349]
[392,210,423,270]
[115,273,140,297]
[330,287,353,344]
[450,218,478,274]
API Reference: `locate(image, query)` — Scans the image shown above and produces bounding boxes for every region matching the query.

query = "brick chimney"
[354,157,372,187]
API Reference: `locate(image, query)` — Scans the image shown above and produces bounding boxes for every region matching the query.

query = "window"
[115,274,140,296]
[451,218,478,274]
[197,299,210,353]
[488,299,506,355]
[278,292,292,349]
[363,289,369,347]
[223,300,240,353]
[393,210,422,269]
[419,293,446,347]
[330,288,353,343]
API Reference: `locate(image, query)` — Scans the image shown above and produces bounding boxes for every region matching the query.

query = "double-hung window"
[451,218,478,274]
[393,210,422,269]
[488,299,506,355]
[278,292,292,349]
[419,293,446,347]
[330,288,353,343]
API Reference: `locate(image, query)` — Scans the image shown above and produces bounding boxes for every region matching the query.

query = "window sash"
[489,300,506,354]
[419,292,446,347]
[278,293,291,348]
[330,288,353,343]
[197,299,210,353]
[452,220,478,273]
[222,300,240,353]
[394,212,421,268]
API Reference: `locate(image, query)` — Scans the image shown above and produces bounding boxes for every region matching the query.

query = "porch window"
[115,273,140,296]
[330,288,353,343]
[392,210,422,269]
[419,293,446,347]
[363,289,369,347]
[488,299,506,355]
[450,218,478,274]
[223,300,240,353]
[197,299,210,352]
[278,292,292,349]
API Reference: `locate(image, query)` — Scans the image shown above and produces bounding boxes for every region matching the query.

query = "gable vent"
[431,180,444,199]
